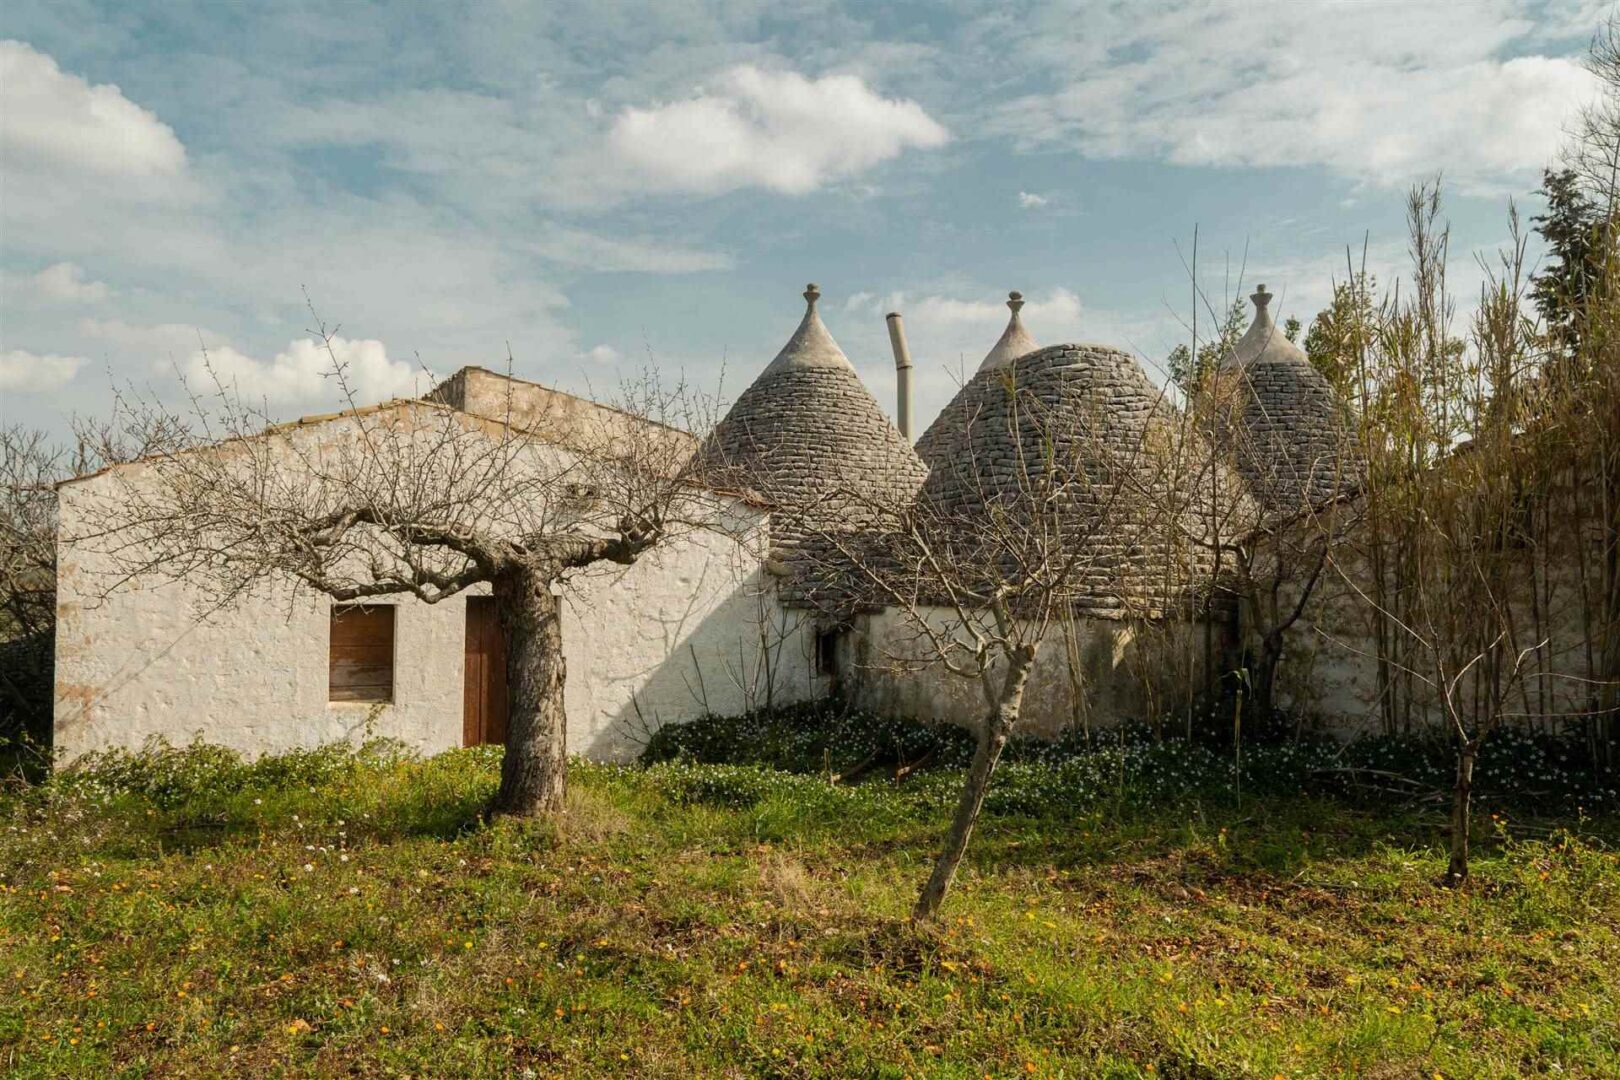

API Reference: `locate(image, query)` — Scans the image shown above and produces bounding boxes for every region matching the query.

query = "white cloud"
[990,2,1601,193]
[0,4,1575,439]
[32,262,110,303]
[1530,0,1618,41]
[0,349,85,393]
[603,64,949,196]
[846,287,1083,332]
[1018,191,1048,209]
[580,344,621,365]
[524,228,733,274]
[80,317,215,359]
[182,336,431,408]
[0,39,187,179]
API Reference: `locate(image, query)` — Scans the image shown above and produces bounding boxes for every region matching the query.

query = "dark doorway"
[463,597,508,747]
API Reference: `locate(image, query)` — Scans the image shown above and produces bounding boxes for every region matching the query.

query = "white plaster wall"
[53,422,821,763]
[561,504,823,761]
[1267,541,1388,734]
[52,529,469,760]
[842,606,1214,737]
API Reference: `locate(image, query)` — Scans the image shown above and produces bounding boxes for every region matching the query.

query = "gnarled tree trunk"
[492,567,568,816]
[913,646,1036,921]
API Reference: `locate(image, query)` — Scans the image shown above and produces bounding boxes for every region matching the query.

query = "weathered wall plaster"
[840,606,1217,737]
[1268,481,1610,735]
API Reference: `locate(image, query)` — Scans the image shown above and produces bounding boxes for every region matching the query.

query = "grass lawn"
[1,745,1616,1078]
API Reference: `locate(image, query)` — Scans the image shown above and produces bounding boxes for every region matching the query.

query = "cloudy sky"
[0,0,1608,438]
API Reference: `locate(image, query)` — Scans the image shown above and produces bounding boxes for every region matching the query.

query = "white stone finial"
[1248,284,1275,334]
[763,282,852,374]
[1221,281,1305,371]
[979,289,1040,372]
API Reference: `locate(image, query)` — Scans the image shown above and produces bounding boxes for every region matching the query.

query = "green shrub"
[52,736,416,810]
[25,709,1617,834]
[0,630,54,780]
[641,698,973,773]
[643,704,1618,815]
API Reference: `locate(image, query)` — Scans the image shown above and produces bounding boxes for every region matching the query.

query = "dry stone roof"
[914,292,1040,468]
[698,285,927,545]
[1217,286,1357,511]
[918,343,1245,617]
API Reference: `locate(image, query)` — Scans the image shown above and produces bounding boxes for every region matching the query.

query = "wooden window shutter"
[329,604,396,703]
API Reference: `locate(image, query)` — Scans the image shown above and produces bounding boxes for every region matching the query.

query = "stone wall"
[428,367,698,464]
[1267,476,1613,734]
[839,606,1220,737]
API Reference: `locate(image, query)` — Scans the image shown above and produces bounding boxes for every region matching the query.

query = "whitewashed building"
[53,376,829,762]
[54,283,1378,761]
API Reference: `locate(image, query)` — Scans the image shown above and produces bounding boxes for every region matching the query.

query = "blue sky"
[0,0,1608,438]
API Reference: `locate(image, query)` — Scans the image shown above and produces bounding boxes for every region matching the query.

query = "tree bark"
[913,648,1035,921]
[491,567,569,817]
[1251,631,1283,727]
[1444,739,1478,886]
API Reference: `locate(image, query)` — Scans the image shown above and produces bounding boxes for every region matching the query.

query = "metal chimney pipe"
[885,311,913,439]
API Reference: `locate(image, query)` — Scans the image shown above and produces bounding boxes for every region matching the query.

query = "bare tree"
[1548,23,1620,773]
[1568,13,1620,209]
[1220,505,1345,729]
[1561,204,1620,777]
[1159,254,1365,738]
[1198,376,1363,730]
[3,421,181,761]
[784,347,1227,919]
[68,336,715,816]
[1319,186,1620,883]
[1329,460,1546,886]
[1,428,65,754]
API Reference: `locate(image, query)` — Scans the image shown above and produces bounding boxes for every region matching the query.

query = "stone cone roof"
[914,292,1040,468]
[698,284,927,543]
[1216,285,1357,511]
[918,343,1245,617]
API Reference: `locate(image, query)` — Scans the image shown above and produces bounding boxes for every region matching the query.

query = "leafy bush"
[0,631,53,781]
[1326,726,1620,811]
[640,698,974,774]
[643,704,1619,815]
[23,711,1617,835]
[52,737,416,809]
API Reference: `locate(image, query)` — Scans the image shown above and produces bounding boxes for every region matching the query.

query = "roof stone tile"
[698,285,927,549]
[917,343,1245,616]
[1215,286,1359,511]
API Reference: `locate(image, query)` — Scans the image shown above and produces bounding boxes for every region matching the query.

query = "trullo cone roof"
[915,291,1040,468]
[698,284,927,539]
[918,342,1248,616]
[1216,285,1357,510]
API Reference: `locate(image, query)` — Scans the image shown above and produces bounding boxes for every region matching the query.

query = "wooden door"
[463,597,509,747]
